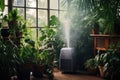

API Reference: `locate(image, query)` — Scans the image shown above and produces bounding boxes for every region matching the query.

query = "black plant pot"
[92,22,100,34]
[1,28,10,37]
[32,64,44,78]
[114,22,120,35]
[16,66,30,80]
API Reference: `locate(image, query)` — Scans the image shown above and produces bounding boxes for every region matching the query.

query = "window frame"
[6,0,66,40]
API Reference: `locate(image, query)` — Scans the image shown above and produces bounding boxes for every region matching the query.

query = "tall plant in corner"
[38,15,63,79]
[69,0,120,34]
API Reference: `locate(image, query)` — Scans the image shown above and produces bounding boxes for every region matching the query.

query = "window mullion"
[8,0,13,12]
[58,0,60,19]
[48,0,50,27]
[24,0,26,20]
[36,0,38,40]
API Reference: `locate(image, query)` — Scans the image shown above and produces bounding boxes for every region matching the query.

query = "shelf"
[90,34,120,37]
[96,47,106,51]
[90,34,120,55]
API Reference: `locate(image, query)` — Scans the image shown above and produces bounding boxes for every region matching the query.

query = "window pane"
[13,0,24,6]
[26,0,36,7]
[5,0,8,5]
[38,10,47,27]
[50,10,58,17]
[26,9,36,27]
[1,7,8,26]
[27,28,37,41]
[17,8,24,16]
[13,8,24,17]
[59,11,67,21]
[38,0,47,8]
[50,0,58,9]
[3,7,8,16]
[60,0,67,10]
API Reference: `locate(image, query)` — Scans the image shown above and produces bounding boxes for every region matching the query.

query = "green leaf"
[39,35,46,41]
[0,0,5,11]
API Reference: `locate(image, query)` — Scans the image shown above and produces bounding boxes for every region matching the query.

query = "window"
[5,0,67,40]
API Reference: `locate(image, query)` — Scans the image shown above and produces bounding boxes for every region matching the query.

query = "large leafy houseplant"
[103,49,120,80]
[38,15,63,79]
[16,38,43,80]
[84,58,98,75]
[38,26,57,79]
[85,48,120,79]
[68,0,120,34]
[2,9,27,38]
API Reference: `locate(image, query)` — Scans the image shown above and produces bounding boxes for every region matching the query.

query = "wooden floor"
[12,69,104,80]
[53,69,103,80]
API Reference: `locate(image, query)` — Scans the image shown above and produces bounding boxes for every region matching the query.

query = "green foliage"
[0,0,5,12]
[103,49,120,80]
[50,15,60,27]
[3,9,21,22]
[20,39,41,64]
[38,15,64,75]
[2,8,28,38]
[85,49,120,80]
[38,26,61,65]
[85,58,97,70]
[94,52,107,66]
[69,0,120,34]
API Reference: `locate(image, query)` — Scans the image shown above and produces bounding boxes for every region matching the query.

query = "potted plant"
[17,38,46,80]
[69,0,120,34]
[103,49,120,80]
[85,58,98,75]
[85,50,108,77]
[0,6,10,38]
[2,8,25,38]
[94,54,105,77]
[16,39,36,80]
[38,27,56,79]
